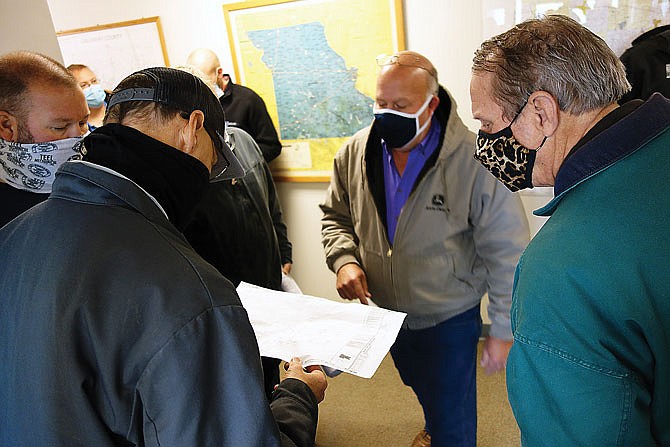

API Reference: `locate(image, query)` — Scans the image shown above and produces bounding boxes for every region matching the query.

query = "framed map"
[223,0,405,182]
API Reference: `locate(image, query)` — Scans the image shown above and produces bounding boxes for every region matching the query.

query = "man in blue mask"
[321,50,529,447]
[0,51,90,228]
[67,63,108,130]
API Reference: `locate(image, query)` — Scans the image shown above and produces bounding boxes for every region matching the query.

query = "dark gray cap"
[107,67,244,181]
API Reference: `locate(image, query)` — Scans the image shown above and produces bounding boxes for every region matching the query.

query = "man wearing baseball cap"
[0,67,326,446]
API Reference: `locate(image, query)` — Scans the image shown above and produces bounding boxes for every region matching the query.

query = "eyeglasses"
[376,53,438,80]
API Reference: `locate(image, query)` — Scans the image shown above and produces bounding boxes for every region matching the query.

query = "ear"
[180,110,205,155]
[528,91,559,137]
[0,110,20,141]
[428,95,440,114]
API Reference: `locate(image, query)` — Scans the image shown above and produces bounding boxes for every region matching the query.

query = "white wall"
[0,0,63,61]
[37,0,553,309]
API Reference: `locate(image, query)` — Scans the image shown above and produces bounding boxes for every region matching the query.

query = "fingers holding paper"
[284,358,328,403]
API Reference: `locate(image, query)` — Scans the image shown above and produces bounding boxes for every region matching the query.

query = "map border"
[223,0,405,182]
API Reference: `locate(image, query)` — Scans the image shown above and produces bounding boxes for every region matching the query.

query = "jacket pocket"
[508,334,652,446]
[399,252,477,315]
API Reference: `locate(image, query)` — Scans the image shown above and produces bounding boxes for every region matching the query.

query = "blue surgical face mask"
[373,94,434,150]
[83,84,106,109]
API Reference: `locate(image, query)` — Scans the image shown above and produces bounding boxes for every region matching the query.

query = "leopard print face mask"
[474,125,543,192]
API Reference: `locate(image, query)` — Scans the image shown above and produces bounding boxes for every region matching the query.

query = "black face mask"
[373,95,433,150]
[474,124,542,192]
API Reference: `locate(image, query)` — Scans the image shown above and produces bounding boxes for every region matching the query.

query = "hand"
[283,358,327,403]
[282,263,292,274]
[336,263,372,305]
[480,336,512,375]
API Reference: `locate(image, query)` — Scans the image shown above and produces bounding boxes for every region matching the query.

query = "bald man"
[320,51,529,446]
[186,48,282,162]
[0,51,89,227]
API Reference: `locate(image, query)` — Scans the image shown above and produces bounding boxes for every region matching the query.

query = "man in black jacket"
[0,67,326,446]
[187,47,283,162]
[619,24,670,102]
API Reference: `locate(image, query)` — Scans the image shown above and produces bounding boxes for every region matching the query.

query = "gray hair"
[472,15,631,121]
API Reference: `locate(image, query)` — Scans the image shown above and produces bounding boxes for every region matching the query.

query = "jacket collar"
[51,160,177,233]
[536,93,670,216]
[630,24,670,46]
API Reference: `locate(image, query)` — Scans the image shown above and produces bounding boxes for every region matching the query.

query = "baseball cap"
[106,67,244,181]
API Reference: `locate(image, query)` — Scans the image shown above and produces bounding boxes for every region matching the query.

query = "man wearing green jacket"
[470,15,670,445]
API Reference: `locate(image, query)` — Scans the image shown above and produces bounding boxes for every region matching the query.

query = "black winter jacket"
[220,82,283,162]
[184,126,291,291]
[620,25,670,103]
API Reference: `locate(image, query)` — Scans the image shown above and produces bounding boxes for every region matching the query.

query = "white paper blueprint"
[236,282,406,379]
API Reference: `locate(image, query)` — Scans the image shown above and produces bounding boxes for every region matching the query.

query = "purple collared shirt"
[382,117,441,243]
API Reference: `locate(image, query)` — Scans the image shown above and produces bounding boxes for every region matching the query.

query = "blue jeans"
[390,305,482,447]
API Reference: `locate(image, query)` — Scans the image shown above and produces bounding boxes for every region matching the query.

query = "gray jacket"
[0,157,317,446]
[320,87,529,338]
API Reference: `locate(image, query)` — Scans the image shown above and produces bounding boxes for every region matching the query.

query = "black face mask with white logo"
[374,95,433,150]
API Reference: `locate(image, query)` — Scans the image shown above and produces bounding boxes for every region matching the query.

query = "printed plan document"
[236,282,407,378]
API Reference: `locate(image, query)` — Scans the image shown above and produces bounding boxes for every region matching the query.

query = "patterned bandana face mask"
[474,122,546,192]
[0,134,87,192]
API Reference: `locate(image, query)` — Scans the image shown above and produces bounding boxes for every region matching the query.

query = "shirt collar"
[536,94,670,216]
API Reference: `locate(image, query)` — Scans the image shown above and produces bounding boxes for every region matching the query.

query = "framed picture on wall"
[57,17,170,93]
[223,0,405,182]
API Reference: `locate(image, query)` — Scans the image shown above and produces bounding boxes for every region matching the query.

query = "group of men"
[1,13,668,447]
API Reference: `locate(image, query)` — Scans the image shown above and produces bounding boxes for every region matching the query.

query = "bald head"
[374,50,440,151]
[379,50,439,95]
[186,48,222,87]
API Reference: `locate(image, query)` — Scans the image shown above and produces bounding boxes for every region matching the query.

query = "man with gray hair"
[0,51,89,227]
[321,50,529,446]
[470,15,670,445]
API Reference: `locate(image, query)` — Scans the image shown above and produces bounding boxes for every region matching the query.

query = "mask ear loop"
[415,96,434,136]
[511,99,547,152]
[534,135,548,151]
[405,94,436,150]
